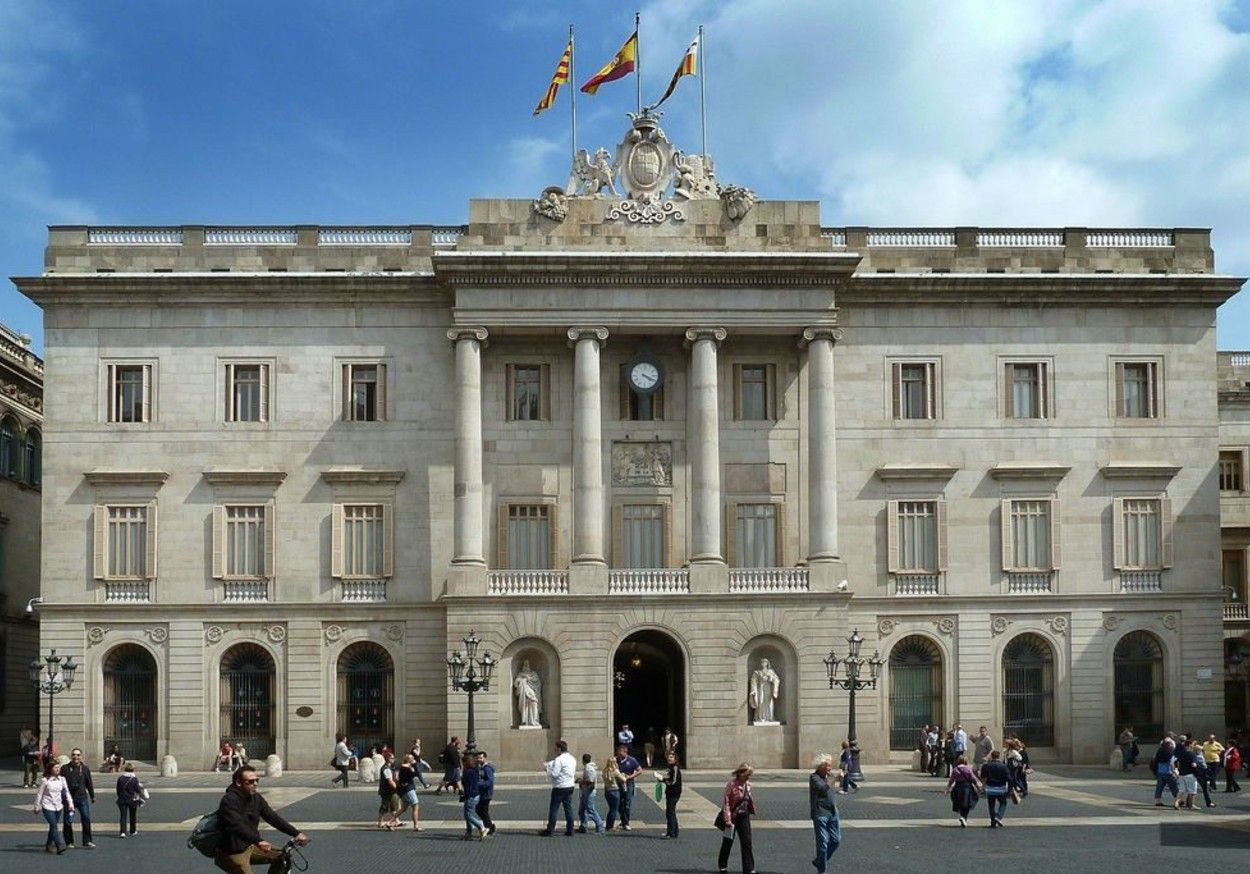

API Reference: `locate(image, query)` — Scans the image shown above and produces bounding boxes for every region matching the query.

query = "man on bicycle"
[214,766,308,874]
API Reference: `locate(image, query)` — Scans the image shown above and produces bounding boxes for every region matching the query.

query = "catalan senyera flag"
[652,36,698,108]
[580,30,637,94]
[533,39,573,116]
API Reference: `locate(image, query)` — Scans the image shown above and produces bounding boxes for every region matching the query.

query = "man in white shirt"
[617,724,635,750]
[539,739,578,836]
[953,724,969,757]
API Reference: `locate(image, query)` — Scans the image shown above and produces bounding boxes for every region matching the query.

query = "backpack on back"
[187,811,223,857]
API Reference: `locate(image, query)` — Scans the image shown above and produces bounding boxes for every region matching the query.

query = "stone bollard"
[1108,747,1123,771]
[910,749,923,771]
[265,754,283,778]
[161,755,179,777]
[358,756,377,783]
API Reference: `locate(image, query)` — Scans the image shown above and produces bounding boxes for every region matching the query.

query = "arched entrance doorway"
[1002,633,1055,746]
[613,630,685,762]
[336,642,394,755]
[1225,638,1250,733]
[220,643,277,760]
[103,644,157,761]
[888,636,943,750]
[1114,630,1164,743]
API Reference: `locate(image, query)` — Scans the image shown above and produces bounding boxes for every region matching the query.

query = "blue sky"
[3,0,1250,355]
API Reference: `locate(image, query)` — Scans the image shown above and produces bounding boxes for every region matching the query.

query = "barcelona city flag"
[580,30,637,94]
[533,39,573,116]
[651,36,698,108]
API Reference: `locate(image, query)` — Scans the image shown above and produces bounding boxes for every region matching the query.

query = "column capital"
[447,326,489,345]
[566,326,609,347]
[799,326,843,348]
[684,326,727,347]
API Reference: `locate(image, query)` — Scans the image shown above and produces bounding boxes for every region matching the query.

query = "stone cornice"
[14,274,448,307]
[84,470,169,487]
[988,463,1072,480]
[874,464,959,481]
[1099,461,1182,480]
[202,470,288,486]
[320,468,406,485]
[842,273,1244,306]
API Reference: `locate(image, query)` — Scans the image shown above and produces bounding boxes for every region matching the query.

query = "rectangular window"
[622,505,665,567]
[895,501,937,572]
[738,366,771,421]
[735,503,778,567]
[619,365,664,421]
[1224,549,1246,603]
[1121,498,1160,569]
[107,506,148,578]
[226,363,269,422]
[1004,499,1055,570]
[342,363,386,421]
[507,364,547,422]
[1116,361,1160,419]
[225,505,265,577]
[891,361,937,420]
[1220,451,1244,492]
[506,504,552,569]
[107,363,152,423]
[342,504,386,577]
[1005,362,1049,419]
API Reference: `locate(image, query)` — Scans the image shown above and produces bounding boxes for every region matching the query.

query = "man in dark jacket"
[475,750,496,835]
[62,748,96,847]
[214,766,307,874]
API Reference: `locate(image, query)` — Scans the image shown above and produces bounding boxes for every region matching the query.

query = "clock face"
[629,360,661,393]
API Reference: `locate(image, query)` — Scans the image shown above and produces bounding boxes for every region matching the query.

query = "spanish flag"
[533,39,573,116]
[651,36,698,108]
[580,30,637,94]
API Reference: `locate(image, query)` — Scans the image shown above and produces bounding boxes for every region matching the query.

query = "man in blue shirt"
[615,744,644,830]
[475,750,496,835]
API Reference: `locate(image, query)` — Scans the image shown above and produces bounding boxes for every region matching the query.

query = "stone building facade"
[1218,351,1250,730]
[14,130,1245,769]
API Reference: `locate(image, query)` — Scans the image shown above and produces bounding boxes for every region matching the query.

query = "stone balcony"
[1225,602,1249,623]
[451,563,838,598]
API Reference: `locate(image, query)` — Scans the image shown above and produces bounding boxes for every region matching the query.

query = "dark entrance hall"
[612,630,685,764]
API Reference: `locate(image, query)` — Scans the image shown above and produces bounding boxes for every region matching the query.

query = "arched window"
[888,636,943,750]
[103,644,158,761]
[0,418,16,479]
[336,642,394,755]
[220,643,276,760]
[1114,631,1165,744]
[22,428,39,487]
[1002,633,1054,746]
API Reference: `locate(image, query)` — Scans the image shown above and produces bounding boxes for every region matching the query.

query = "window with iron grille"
[1220,451,1244,492]
[0,418,15,478]
[107,506,148,578]
[506,504,552,569]
[1002,633,1055,746]
[22,429,39,487]
[1005,362,1048,419]
[735,504,778,567]
[1115,361,1159,419]
[108,363,151,423]
[226,363,269,422]
[1113,631,1164,743]
[622,505,664,567]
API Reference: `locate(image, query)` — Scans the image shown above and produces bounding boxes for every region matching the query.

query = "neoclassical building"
[14,119,1244,768]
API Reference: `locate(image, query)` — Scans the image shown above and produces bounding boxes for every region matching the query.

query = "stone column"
[569,327,609,565]
[685,327,727,564]
[448,327,488,566]
[803,327,843,562]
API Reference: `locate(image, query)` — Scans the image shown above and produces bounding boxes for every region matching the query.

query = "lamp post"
[446,630,495,752]
[823,629,883,783]
[29,649,78,756]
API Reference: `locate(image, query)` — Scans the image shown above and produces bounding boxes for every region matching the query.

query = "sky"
[2,0,1250,355]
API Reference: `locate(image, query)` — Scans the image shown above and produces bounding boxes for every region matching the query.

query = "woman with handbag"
[979,750,1012,827]
[115,762,145,837]
[33,760,74,854]
[946,755,982,827]
[716,763,757,874]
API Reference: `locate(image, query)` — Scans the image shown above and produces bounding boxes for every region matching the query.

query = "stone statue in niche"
[514,658,543,728]
[749,658,781,725]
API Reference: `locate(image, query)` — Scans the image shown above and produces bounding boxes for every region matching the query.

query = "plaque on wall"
[612,442,673,487]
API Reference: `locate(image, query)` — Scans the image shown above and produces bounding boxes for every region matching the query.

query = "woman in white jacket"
[33,760,74,854]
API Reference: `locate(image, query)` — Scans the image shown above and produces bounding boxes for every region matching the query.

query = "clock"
[627,357,664,395]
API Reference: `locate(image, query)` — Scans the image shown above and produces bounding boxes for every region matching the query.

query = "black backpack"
[187,812,223,857]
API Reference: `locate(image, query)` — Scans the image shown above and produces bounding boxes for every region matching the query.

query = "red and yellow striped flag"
[651,36,698,108]
[533,39,572,116]
[580,30,637,94]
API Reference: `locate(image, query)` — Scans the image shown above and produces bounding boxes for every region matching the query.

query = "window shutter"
[1148,361,1159,418]
[547,500,560,568]
[341,364,352,421]
[140,365,151,422]
[212,505,225,579]
[93,504,108,579]
[935,499,948,571]
[774,500,787,566]
[144,500,158,579]
[1114,362,1126,417]
[1159,497,1173,568]
[505,365,516,422]
[732,365,743,420]
[1049,497,1062,569]
[766,363,778,420]
[263,500,276,578]
[618,365,631,420]
[539,364,551,421]
[1111,497,1126,570]
[661,502,673,567]
[1039,363,1049,418]
[331,503,344,578]
[725,500,738,567]
[926,363,937,419]
[611,504,624,567]
[106,364,116,422]
[1002,364,1013,418]
[224,363,235,422]
[1000,499,1014,571]
[258,363,270,423]
[886,500,900,573]
[497,503,510,568]
[890,362,901,418]
[376,363,387,421]
[382,502,394,577]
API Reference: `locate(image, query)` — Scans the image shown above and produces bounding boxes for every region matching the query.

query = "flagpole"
[569,24,577,161]
[635,10,641,114]
[699,25,707,159]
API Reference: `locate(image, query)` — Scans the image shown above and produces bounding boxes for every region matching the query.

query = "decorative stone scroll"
[146,627,168,644]
[611,442,673,487]
[87,626,108,647]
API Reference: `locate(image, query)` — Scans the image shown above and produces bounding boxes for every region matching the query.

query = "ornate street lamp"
[29,649,78,755]
[447,630,494,752]
[823,629,883,782]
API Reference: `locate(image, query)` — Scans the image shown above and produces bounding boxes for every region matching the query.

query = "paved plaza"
[3,765,1249,872]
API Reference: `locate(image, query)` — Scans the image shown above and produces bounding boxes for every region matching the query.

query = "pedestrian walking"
[917,724,931,773]
[946,755,982,827]
[436,737,462,795]
[1118,726,1139,770]
[1004,740,1025,802]
[603,755,623,831]
[539,739,577,837]
[577,753,605,834]
[979,750,1011,827]
[1224,741,1242,793]
[1188,742,1215,808]
[408,738,432,789]
[213,764,308,873]
[1176,738,1204,809]
[331,733,351,787]
[377,751,401,830]
[21,728,41,788]
[461,751,487,839]
[392,754,422,831]
[62,748,96,848]
[475,750,496,835]
[33,760,73,854]
[1201,734,1224,792]
[1151,738,1180,808]
[837,740,858,793]
[115,762,144,838]
[808,753,841,874]
[927,725,942,776]
[973,726,995,767]
[716,763,756,874]
[615,743,644,830]
[658,751,682,838]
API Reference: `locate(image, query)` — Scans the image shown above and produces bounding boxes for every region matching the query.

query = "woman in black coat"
[115,763,144,837]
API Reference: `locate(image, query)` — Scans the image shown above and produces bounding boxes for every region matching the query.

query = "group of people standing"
[918,724,1032,828]
[29,746,146,854]
[918,722,1016,779]
[1148,731,1239,808]
[539,739,680,837]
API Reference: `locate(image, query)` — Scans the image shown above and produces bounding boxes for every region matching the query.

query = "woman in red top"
[1225,741,1242,793]
[716,763,756,874]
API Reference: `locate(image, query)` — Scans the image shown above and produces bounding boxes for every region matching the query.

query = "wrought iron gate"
[220,644,275,760]
[103,645,157,761]
[888,637,943,750]
[1003,634,1054,746]
[337,643,394,755]
[1114,631,1164,743]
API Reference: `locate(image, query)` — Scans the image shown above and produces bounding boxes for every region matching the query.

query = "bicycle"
[276,838,310,873]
